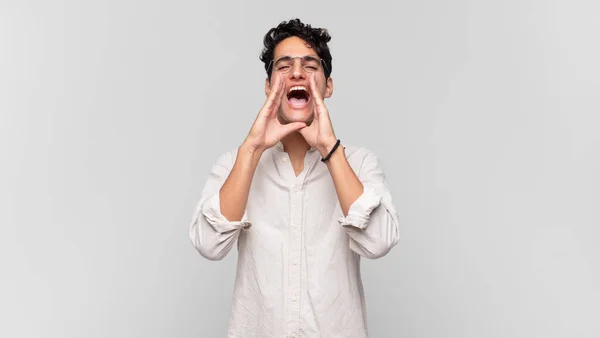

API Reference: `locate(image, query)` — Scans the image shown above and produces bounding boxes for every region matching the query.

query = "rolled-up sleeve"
[189,150,251,261]
[338,150,400,259]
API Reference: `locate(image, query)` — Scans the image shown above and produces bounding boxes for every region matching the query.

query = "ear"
[265,77,271,97]
[324,76,334,98]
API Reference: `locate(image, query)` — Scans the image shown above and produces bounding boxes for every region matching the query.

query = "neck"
[280,132,311,160]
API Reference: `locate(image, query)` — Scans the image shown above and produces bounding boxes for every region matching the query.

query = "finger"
[272,73,287,114]
[297,123,316,146]
[298,124,309,139]
[261,73,283,117]
[279,122,306,137]
[309,73,324,106]
[266,74,286,118]
[309,75,329,121]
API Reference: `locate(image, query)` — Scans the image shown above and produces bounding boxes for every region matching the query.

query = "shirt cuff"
[337,186,383,230]
[202,192,252,233]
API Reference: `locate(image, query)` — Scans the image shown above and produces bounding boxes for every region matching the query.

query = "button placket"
[283,152,318,335]
[288,184,303,333]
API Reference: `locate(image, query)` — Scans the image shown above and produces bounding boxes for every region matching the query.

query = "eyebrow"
[275,56,293,63]
[275,55,320,62]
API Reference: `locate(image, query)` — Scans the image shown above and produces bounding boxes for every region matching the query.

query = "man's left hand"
[299,73,338,157]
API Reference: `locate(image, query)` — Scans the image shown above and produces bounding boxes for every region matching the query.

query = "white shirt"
[189,141,400,338]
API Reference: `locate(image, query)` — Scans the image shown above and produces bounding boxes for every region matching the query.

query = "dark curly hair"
[260,18,333,80]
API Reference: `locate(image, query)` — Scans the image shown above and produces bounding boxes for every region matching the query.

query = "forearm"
[331,149,400,259]
[326,150,400,258]
[344,203,400,259]
[322,145,364,217]
[219,142,263,221]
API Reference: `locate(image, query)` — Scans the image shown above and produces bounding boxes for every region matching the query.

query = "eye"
[278,65,291,71]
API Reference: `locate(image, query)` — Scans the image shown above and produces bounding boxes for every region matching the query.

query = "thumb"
[280,122,307,137]
[313,104,320,120]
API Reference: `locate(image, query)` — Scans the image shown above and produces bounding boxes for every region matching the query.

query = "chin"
[279,104,314,124]
[281,111,312,124]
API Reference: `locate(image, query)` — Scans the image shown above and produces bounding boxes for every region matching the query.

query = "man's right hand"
[243,73,307,153]
[220,74,305,222]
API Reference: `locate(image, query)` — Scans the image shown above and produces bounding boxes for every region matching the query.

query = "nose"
[290,58,305,79]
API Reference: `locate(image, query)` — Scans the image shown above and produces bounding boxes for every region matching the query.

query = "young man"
[189,18,400,338]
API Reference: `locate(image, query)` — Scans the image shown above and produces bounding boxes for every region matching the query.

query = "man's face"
[265,36,333,125]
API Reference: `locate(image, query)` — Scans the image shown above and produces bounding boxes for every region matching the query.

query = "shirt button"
[282,157,288,162]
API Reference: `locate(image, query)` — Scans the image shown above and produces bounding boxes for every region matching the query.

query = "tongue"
[289,97,307,106]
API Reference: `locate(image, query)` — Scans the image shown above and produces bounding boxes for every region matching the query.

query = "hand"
[299,73,338,157]
[243,73,307,153]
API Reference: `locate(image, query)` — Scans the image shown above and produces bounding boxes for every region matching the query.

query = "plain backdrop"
[1,0,599,337]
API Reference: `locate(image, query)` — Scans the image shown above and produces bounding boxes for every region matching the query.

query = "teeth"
[288,86,307,94]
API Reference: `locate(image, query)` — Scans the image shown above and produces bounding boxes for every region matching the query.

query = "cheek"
[321,85,329,97]
[317,77,330,96]
[312,80,325,96]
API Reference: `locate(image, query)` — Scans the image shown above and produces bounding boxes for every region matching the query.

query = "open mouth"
[287,86,311,108]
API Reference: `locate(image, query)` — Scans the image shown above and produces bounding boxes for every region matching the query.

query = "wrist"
[240,139,264,155]
[239,141,264,162]
[317,137,339,158]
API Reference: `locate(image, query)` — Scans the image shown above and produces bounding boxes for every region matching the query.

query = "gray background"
[1,0,599,337]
